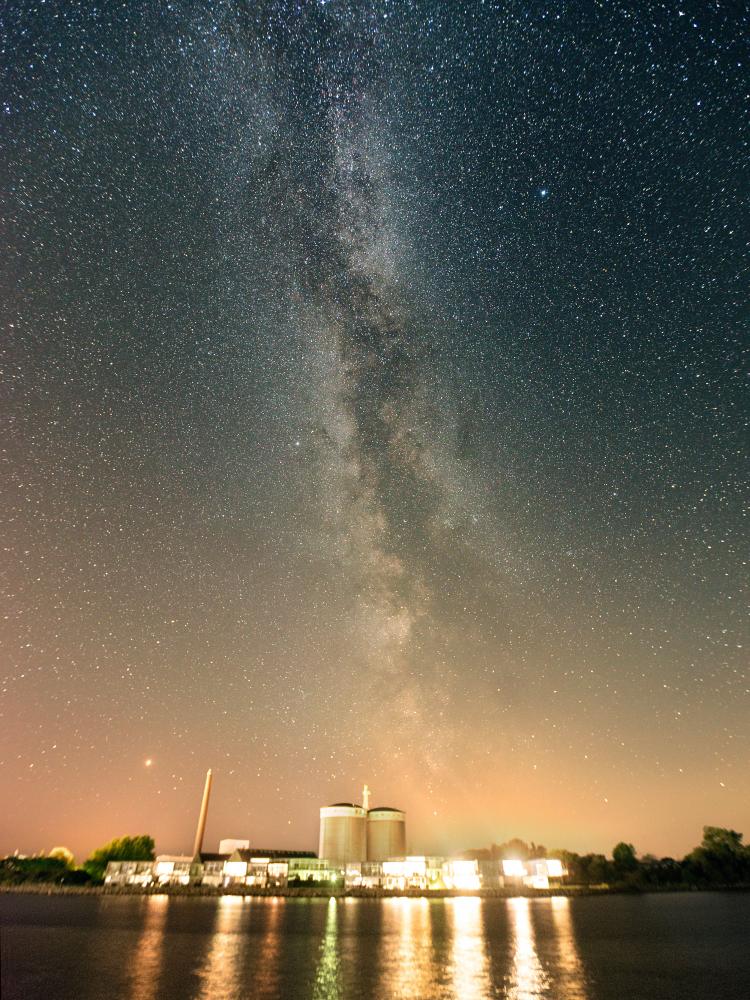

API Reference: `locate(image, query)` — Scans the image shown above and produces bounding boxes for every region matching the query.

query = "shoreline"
[2,883,748,899]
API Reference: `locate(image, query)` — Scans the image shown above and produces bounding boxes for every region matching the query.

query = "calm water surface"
[1,892,748,999]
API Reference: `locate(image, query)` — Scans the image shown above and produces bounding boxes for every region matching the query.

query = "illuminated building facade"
[102,860,154,886]
[501,857,566,889]
[104,853,567,891]
[151,856,194,886]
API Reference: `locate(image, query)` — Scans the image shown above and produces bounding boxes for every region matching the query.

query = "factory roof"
[369,806,403,813]
[198,853,230,863]
[231,848,317,861]
[328,802,362,808]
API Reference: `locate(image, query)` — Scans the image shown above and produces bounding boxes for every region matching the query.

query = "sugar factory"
[104,770,565,892]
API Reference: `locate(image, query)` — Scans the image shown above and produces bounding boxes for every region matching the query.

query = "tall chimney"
[193,768,213,857]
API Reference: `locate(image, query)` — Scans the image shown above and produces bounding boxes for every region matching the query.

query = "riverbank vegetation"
[461,826,750,890]
[0,834,154,887]
[2,826,748,892]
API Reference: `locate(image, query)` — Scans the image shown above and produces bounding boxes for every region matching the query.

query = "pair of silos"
[318,803,406,863]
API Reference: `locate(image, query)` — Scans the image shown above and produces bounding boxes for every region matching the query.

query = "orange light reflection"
[507,897,549,1000]
[129,894,168,1000]
[448,896,491,999]
[379,898,434,997]
[550,896,588,999]
[196,896,246,1000]
[312,897,342,999]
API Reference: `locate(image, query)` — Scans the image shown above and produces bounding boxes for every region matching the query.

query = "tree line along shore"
[3,826,749,894]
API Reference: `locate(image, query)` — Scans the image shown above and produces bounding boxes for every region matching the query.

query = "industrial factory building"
[105,852,565,892]
[103,771,566,892]
[318,786,407,864]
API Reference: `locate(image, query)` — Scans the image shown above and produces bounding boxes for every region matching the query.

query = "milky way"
[2,1,747,859]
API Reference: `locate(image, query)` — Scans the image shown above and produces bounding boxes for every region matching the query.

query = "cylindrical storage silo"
[367,807,406,861]
[319,804,367,863]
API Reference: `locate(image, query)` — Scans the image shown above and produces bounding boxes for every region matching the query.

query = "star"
[1,0,743,865]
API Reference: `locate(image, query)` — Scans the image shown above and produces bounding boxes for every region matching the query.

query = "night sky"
[2,1,747,862]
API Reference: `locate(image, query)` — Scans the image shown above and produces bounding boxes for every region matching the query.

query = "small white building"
[223,853,272,888]
[153,855,194,886]
[103,861,154,886]
[218,839,250,855]
[199,854,230,887]
[502,857,566,889]
[443,858,482,891]
[221,849,324,888]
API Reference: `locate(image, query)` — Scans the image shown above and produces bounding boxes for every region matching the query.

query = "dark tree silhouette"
[83,835,155,883]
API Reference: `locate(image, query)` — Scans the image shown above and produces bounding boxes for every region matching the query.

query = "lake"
[1,892,748,999]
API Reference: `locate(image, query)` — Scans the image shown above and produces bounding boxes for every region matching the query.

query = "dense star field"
[2,1,747,860]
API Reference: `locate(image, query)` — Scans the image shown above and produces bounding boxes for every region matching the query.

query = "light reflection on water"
[507,896,550,1000]
[128,894,168,1000]
[378,896,434,997]
[253,895,284,998]
[133,894,590,999]
[550,896,589,1000]
[196,895,246,1000]
[313,898,341,1000]
[5,890,747,1000]
[448,896,492,999]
